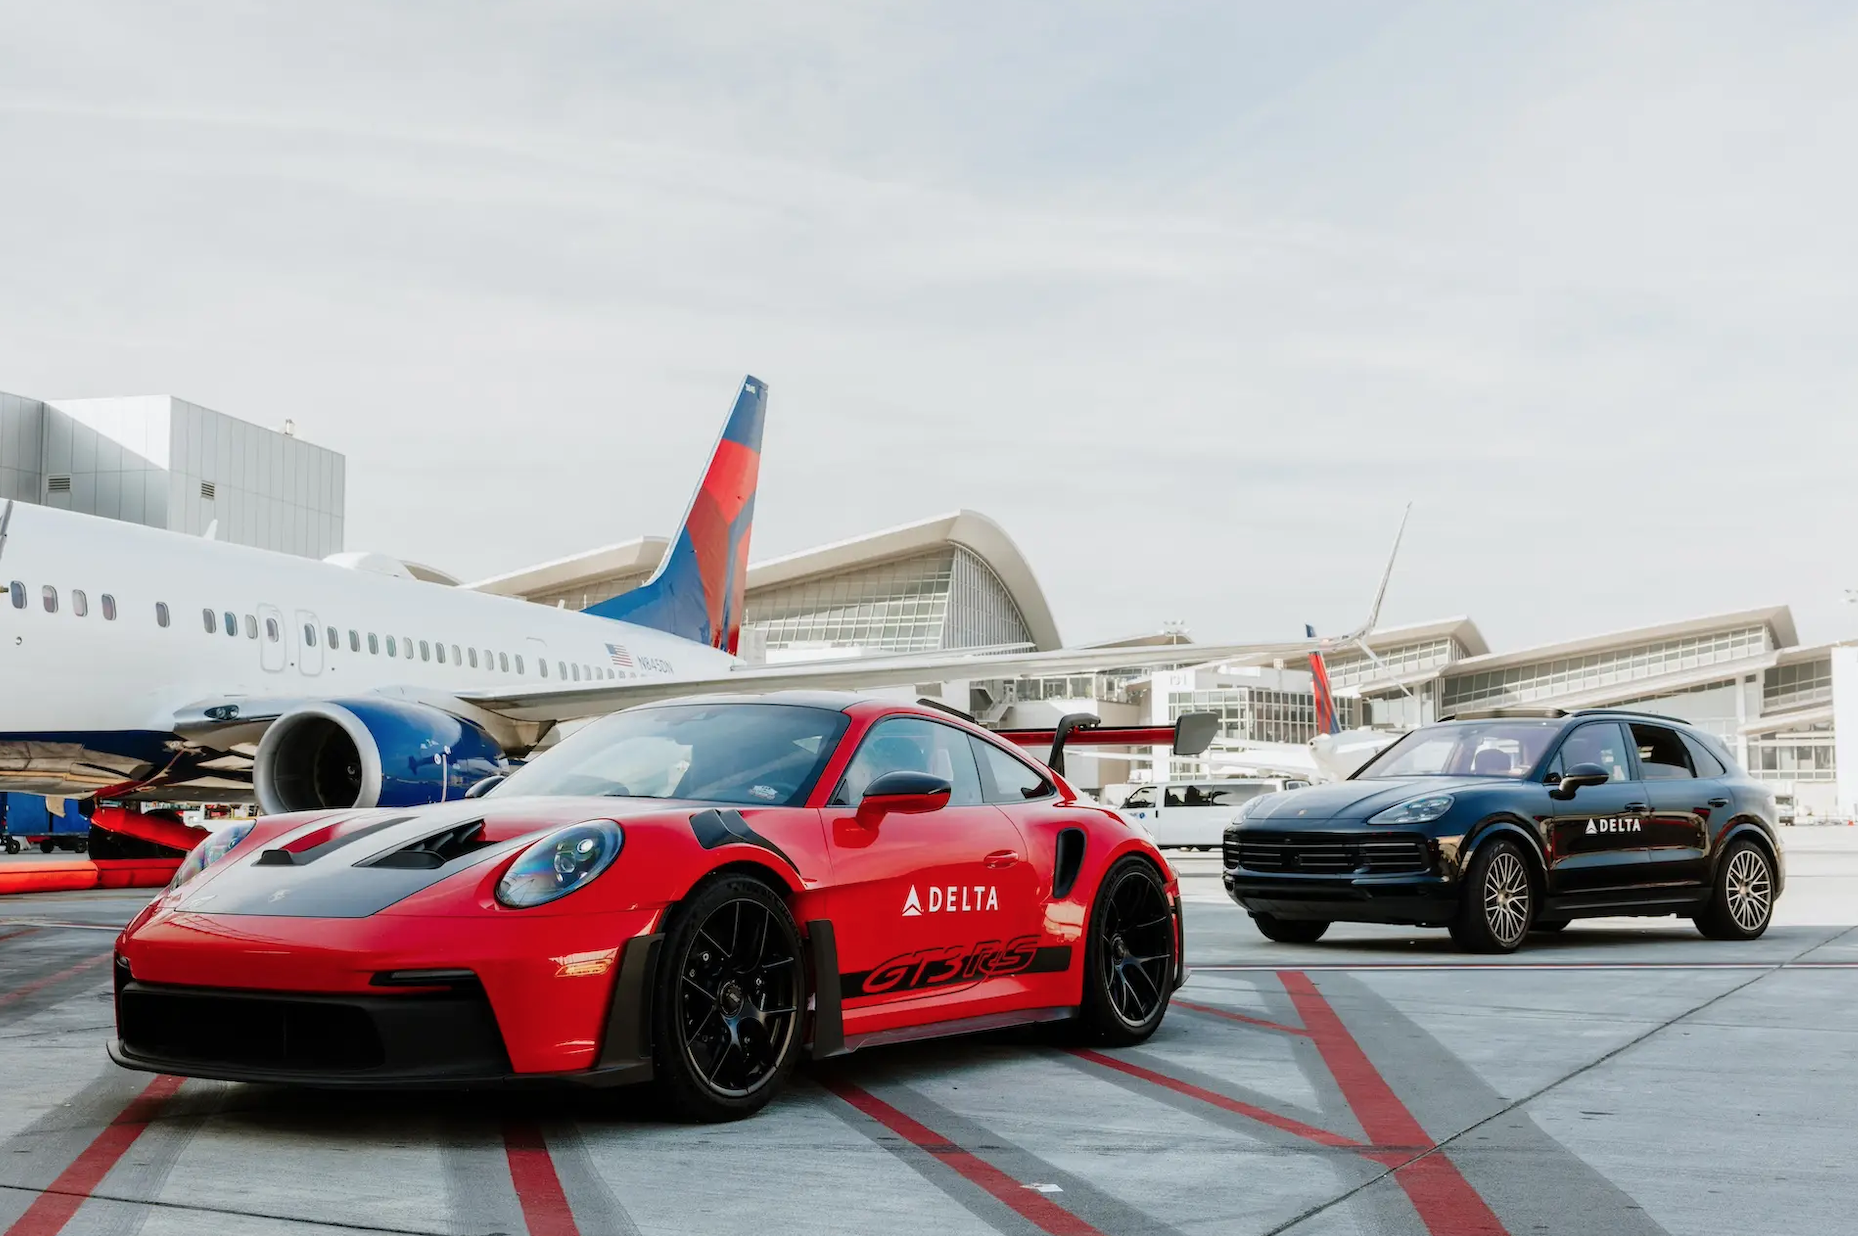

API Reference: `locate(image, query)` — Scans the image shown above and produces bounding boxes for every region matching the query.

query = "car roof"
[1434,707,1697,728]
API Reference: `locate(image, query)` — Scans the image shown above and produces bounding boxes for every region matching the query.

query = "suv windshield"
[491,703,849,805]
[1353,720,1561,779]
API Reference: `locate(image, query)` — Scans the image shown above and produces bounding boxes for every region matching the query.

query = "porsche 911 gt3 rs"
[112,693,1186,1120]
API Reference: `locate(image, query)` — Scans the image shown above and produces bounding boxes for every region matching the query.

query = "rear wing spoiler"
[998,711,1221,777]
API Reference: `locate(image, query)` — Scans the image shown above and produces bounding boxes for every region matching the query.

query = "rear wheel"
[1694,839,1775,940]
[650,876,804,1122]
[1250,913,1330,944]
[1451,839,1535,953]
[1076,857,1177,1046]
[38,839,53,854]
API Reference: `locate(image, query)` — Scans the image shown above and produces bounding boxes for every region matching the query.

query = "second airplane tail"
[585,376,767,654]
[1307,624,1339,736]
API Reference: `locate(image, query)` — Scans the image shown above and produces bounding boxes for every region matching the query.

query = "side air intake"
[1052,827,1086,899]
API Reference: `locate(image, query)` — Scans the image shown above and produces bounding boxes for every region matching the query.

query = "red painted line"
[1069,1049,1360,1149]
[1279,970,1508,1236]
[2,1074,183,1236]
[0,927,42,945]
[502,1119,581,1236]
[1173,998,1309,1036]
[821,1076,1107,1236]
[0,953,111,1010]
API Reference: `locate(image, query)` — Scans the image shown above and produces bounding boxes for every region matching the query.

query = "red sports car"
[111,693,1191,1119]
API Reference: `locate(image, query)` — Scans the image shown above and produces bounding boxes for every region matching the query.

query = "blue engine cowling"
[253,699,508,815]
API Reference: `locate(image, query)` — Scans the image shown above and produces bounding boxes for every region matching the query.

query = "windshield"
[491,703,849,805]
[1353,720,1560,780]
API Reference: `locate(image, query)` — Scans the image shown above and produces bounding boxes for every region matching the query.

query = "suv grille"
[1226,832,1430,875]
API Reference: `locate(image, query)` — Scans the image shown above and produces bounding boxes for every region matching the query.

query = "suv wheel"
[1451,839,1534,953]
[1250,913,1329,944]
[1694,839,1775,940]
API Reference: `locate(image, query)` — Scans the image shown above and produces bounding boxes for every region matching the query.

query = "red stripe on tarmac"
[820,1077,1107,1236]
[1173,998,1309,1036]
[2,1074,183,1236]
[0,928,41,946]
[1278,970,1508,1236]
[1069,1048,1360,1149]
[0,953,111,1010]
[502,1120,581,1236]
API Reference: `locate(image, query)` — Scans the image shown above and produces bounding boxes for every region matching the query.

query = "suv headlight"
[1368,795,1454,825]
[1236,794,1273,822]
[167,821,256,890]
[496,820,623,908]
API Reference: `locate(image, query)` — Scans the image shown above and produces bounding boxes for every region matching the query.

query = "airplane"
[0,375,1365,833]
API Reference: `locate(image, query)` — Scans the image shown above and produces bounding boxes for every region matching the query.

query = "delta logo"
[902,884,999,916]
[1585,818,1643,834]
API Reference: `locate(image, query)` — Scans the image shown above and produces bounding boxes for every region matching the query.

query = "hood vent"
[361,819,490,869]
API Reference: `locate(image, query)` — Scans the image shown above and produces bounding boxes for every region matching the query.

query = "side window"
[1680,732,1727,778]
[540,659,549,678]
[202,607,216,633]
[830,718,985,807]
[304,624,318,647]
[507,653,517,673]
[451,644,461,665]
[558,660,567,680]
[973,736,1053,803]
[41,586,58,614]
[571,663,580,682]
[100,594,116,621]
[419,639,430,661]
[72,589,88,617]
[1122,786,1156,809]
[348,629,359,652]
[436,643,447,664]
[1631,724,1695,779]
[328,626,339,650]
[468,647,479,668]
[403,635,414,659]
[264,617,279,642]
[368,632,379,654]
[1552,722,1633,782]
[8,581,24,609]
[386,635,397,657]
[244,614,257,639]
[222,611,237,637]
[1163,785,1189,808]
[155,601,170,628]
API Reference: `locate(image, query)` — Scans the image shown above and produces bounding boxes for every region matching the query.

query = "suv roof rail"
[1437,708,1568,722]
[1567,707,1693,725]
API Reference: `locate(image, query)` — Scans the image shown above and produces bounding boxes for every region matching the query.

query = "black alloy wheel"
[1077,856,1177,1045]
[1251,913,1330,944]
[1449,838,1535,954]
[1694,839,1776,941]
[652,876,804,1121]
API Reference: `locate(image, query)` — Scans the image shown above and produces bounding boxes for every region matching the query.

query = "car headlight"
[496,820,623,908]
[1368,795,1455,825]
[167,821,256,890]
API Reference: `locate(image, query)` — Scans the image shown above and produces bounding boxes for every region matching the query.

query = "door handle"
[1707,798,1730,808]
[1624,803,1648,813]
[984,849,1020,868]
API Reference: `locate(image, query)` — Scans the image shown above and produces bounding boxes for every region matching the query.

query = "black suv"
[1223,709,1784,953]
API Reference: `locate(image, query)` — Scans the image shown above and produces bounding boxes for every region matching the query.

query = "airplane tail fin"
[585,376,767,653]
[1306,624,1339,736]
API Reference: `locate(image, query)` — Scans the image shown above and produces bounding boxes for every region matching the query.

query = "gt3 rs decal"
[839,938,1072,1001]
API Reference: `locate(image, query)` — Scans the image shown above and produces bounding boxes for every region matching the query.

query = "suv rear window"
[1630,724,1695,780]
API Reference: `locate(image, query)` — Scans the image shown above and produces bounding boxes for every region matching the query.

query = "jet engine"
[253,699,507,815]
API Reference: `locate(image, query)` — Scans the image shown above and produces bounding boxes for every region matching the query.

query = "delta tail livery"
[0,376,1338,818]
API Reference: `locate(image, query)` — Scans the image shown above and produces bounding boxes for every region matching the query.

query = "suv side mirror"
[856,771,952,828]
[1548,762,1611,800]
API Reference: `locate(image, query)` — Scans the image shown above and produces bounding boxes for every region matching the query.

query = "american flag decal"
[605,643,634,667]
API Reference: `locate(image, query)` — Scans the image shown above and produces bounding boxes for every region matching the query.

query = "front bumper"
[1222,826,1459,926]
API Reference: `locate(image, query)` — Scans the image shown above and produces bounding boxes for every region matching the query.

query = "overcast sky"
[2,2,1854,652]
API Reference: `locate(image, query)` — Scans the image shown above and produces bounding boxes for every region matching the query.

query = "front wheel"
[650,875,805,1122]
[1694,839,1776,940]
[1451,838,1535,953]
[1076,857,1178,1046]
[1251,913,1330,944]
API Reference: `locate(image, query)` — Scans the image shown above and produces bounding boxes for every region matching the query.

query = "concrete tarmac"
[0,829,1853,1235]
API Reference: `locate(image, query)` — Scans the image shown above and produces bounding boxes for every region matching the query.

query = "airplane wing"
[455,637,1317,724]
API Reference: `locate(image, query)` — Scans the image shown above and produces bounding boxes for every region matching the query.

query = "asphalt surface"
[0,832,1853,1235]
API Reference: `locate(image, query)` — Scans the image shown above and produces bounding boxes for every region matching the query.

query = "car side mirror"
[462,774,507,800]
[1548,762,1611,800]
[855,771,952,828]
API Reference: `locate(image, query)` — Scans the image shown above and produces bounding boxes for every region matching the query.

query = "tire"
[1451,838,1535,953]
[4,838,18,854]
[650,875,805,1122]
[1250,913,1330,944]
[38,840,54,855]
[1076,856,1178,1046]
[1694,838,1776,941]
[1530,918,1571,934]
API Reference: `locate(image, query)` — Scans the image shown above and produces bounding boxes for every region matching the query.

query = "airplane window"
[245,615,257,639]
[502,653,512,673]
[155,602,170,628]
[435,642,446,664]
[451,644,461,665]
[468,648,479,668]
[541,659,550,678]
[202,608,216,633]
[482,647,492,668]
[305,625,318,647]
[403,635,414,659]
[264,617,278,641]
[386,635,397,656]
[72,590,88,617]
[328,626,339,650]
[223,611,236,637]
[558,661,567,679]
[572,663,580,682]
[42,586,58,614]
[349,630,360,652]
[9,581,24,609]
[369,633,380,654]
[419,640,430,661]
[101,594,116,621]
